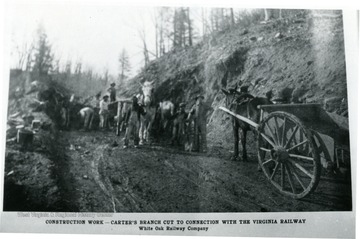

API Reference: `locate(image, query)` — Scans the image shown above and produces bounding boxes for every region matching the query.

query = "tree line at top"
[141,8,308,66]
[11,7,311,97]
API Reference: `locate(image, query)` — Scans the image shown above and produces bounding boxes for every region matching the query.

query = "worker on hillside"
[107,83,117,102]
[99,95,110,129]
[189,94,212,153]
[124,95,146,148]
[107,83,117,128]
[266,90,273,101]
[171,103,187,147]
[78,107,94,131]
[91,92,101,130]
[239,85,250,94]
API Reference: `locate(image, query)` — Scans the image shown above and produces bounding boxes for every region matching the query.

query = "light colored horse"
[138,80,157,144]
[159,100,175,133]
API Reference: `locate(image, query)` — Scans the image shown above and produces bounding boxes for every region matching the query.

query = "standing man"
[107,83,117,102]
[99,95,110,129]
[124,95,146,148]
[189,94,212,153]
[171,103,187,147]
[107,83,117,127]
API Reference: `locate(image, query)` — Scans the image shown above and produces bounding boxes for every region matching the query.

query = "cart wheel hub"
[271,146,289,163]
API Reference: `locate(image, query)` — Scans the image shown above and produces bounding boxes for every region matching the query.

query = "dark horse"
[221,87,272,161]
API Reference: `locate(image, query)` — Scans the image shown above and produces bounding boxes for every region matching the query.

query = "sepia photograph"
[0,0,357,237]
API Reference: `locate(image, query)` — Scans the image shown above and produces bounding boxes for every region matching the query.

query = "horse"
[221,87,272,161]
[138,80,157,145]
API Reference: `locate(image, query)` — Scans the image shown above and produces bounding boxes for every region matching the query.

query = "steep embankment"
[4,71,81,211]
[120,11,347,153]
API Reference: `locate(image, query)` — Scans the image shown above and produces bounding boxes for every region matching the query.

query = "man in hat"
[265,89,273,101]
[239,85,250,94]
[99,95,110,129]
[124,95,146,148]
[189,94,212,153]
[107,83,117,103]
[171,102,187,147]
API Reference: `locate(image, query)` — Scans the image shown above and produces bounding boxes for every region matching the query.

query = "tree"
[172,7,194,48]
[264,9,283,21]
[187,8,192,46]
[230,8,235,27]
[65,60,72,75]
[210,8,235,32]
[138,28,150,67]
[201,8,211,38]
[13,42,34,70]
[52,58,60,74]
[32,25,53,77]
[74,62,82,75]
[118,48,131,81]
[103,68,109,86]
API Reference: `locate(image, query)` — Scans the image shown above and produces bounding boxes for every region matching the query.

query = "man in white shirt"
[79,107,94,131]
[99,95,110,129]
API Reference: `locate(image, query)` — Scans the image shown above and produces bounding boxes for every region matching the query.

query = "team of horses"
[116,80,176,145]
[116,80,270,162]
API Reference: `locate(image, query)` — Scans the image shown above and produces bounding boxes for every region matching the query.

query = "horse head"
[221,88,238,108]
[140,80,155,107]
[221,87,255,108]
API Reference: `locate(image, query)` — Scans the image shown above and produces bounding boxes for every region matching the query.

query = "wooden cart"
[219,103,350,199]
[114,99,132,136]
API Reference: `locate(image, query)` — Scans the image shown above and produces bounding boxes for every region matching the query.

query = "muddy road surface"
[50,129,352,213]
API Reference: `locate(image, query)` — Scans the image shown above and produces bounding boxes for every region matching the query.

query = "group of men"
[170,94,211,153]
[78,82,117,131]
[78,81,211,153]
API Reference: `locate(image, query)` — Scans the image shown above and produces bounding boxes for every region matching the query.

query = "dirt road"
[54,130,352,213]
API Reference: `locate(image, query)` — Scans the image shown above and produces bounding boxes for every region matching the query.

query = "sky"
[6,0,359,78]
[7,1,226,78]
[8,2,164,77]
[6,0,273,78]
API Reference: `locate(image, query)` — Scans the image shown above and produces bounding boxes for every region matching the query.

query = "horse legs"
[145,121,152,143]
[240,129,248,161]
[139,120,145,145]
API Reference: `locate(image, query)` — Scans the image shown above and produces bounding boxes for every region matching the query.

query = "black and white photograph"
[0,0,358,238]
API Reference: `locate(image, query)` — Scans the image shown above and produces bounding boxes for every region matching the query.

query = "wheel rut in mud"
[56,130,352,213]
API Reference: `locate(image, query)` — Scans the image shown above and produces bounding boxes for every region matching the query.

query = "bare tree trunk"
[143,40,149,67]
[173,8,179,48]
[155,21,159,58]
[220,8,225,28]
[187,7,192,46]
[138,29,150,67]
[264,9,272,21]
[230,8,235,27]
[202,8,206,38]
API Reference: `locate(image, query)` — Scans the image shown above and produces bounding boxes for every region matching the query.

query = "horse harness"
[229,92,255,119]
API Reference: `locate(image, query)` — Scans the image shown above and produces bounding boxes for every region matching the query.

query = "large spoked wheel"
[257,112,321,199]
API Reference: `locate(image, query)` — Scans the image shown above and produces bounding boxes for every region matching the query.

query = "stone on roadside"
[241,29,249,35]
[274,32,284,39]
[250,36,257,42]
